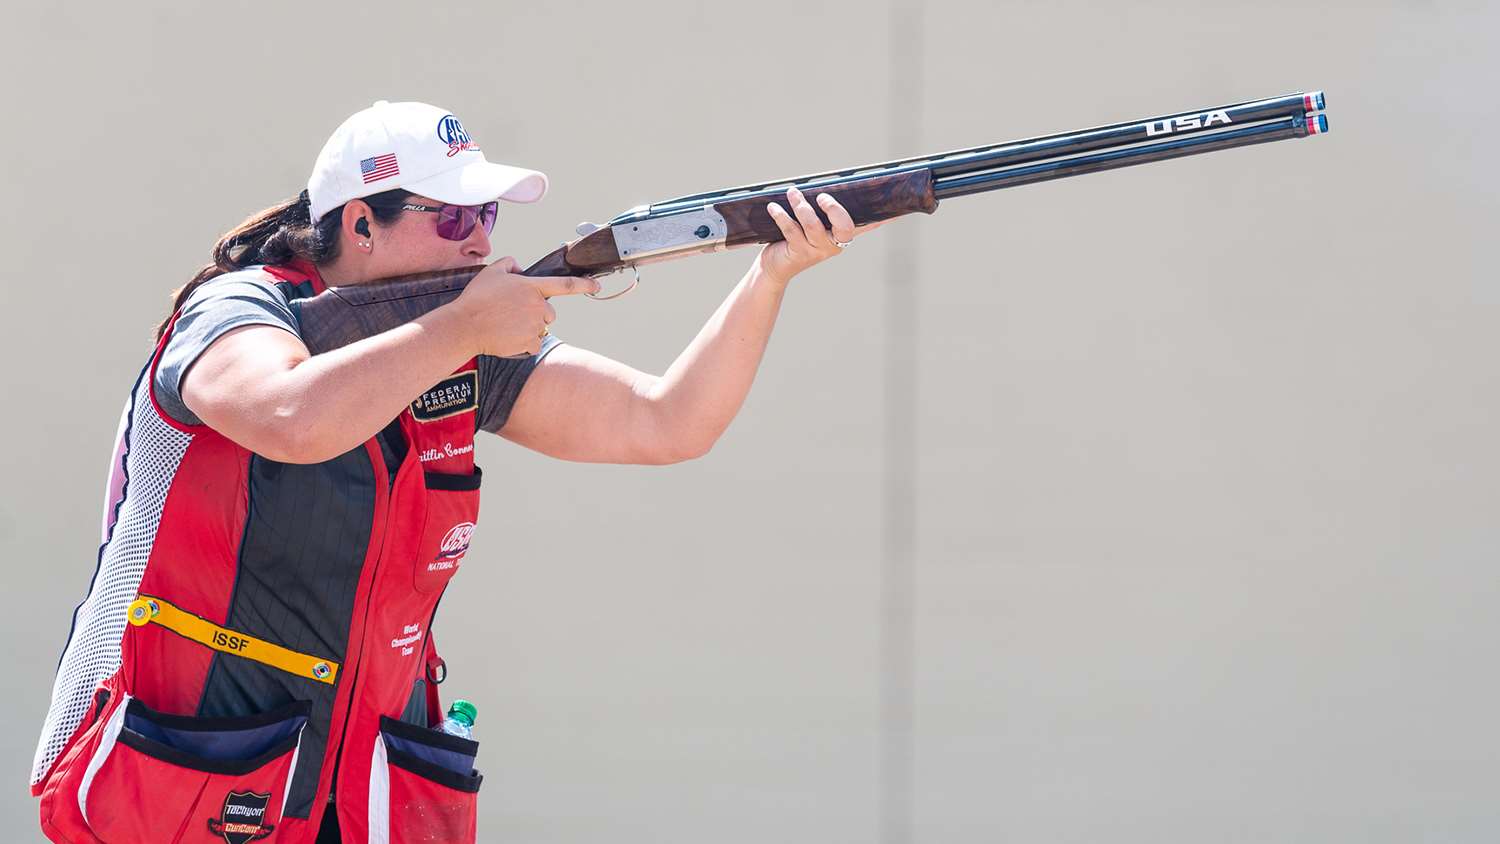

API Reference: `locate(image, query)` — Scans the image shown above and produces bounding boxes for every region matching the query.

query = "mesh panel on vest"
[31,365,192,786]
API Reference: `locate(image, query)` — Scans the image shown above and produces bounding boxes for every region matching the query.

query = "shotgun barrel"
[633,91,1325,218]
[528,90,1328,277]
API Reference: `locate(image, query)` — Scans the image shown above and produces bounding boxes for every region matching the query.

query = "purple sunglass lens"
[434,202,499,240]
[434,205,471,240]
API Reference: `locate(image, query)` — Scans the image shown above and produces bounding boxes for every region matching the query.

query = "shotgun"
[292,91,1329,354]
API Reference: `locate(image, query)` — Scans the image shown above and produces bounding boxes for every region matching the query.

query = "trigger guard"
[586,265,640,301]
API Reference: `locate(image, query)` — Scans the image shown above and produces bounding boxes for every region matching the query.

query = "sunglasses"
[401,201,499,241]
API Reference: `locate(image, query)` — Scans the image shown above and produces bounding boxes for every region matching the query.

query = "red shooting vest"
[35,260,488,843]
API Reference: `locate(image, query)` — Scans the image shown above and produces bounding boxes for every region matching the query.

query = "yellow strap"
[126,596,339,686]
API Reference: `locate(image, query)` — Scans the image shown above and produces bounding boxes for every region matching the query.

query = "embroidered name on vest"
[412,371,478,422]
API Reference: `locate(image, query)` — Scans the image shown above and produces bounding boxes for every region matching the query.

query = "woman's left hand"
[756,186,887,283]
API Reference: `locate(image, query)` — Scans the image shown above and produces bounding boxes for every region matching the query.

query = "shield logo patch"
[206,790,275,843]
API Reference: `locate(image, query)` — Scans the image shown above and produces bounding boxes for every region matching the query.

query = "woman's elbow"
[636,393,718,464]
[270,437,347,465]
[232,413,350,465]
[651,430,718,464]
[237,428,319,464]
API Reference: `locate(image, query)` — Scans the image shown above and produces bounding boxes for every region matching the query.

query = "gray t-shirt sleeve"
[475,334,564,434]
[154,271,299,426]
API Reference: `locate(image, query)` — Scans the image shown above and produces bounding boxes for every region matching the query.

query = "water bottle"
[439,699,477,739]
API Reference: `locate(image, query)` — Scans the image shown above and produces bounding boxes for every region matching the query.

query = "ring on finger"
[831,235,852,249]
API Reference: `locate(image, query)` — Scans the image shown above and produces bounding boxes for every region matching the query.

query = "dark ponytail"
[156,188,408,340]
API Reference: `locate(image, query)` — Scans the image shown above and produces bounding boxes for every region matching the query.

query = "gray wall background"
[3,1,1496,841]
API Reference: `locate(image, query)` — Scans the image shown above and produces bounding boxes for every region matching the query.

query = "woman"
[31,100,879,843]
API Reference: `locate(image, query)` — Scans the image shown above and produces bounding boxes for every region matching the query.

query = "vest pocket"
[371,715,482,843]
[415,467,482,594]
[78,695,309,842]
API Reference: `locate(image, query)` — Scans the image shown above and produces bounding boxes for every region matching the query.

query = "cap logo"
[437,114,480,157]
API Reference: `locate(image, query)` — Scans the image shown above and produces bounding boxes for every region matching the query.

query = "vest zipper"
[325,441,400,809]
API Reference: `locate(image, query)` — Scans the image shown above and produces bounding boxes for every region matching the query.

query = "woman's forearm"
[646,257,792,457]
[281,306,480,460]
[186,304,479,464]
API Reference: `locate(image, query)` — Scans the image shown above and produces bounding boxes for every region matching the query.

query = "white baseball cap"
[307,100,548,222]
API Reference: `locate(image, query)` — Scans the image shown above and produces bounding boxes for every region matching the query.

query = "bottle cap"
[448,699,477,726]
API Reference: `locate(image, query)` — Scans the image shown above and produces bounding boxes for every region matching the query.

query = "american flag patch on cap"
[360,153,400,183]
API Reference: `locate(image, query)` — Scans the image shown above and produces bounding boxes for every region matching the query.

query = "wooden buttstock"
[291,266,481,355]
[292,241,604,354]
[293,240,610,355]
[714,169,938,248]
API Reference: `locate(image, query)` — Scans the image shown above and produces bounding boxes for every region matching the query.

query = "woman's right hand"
[451,256,601,357]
